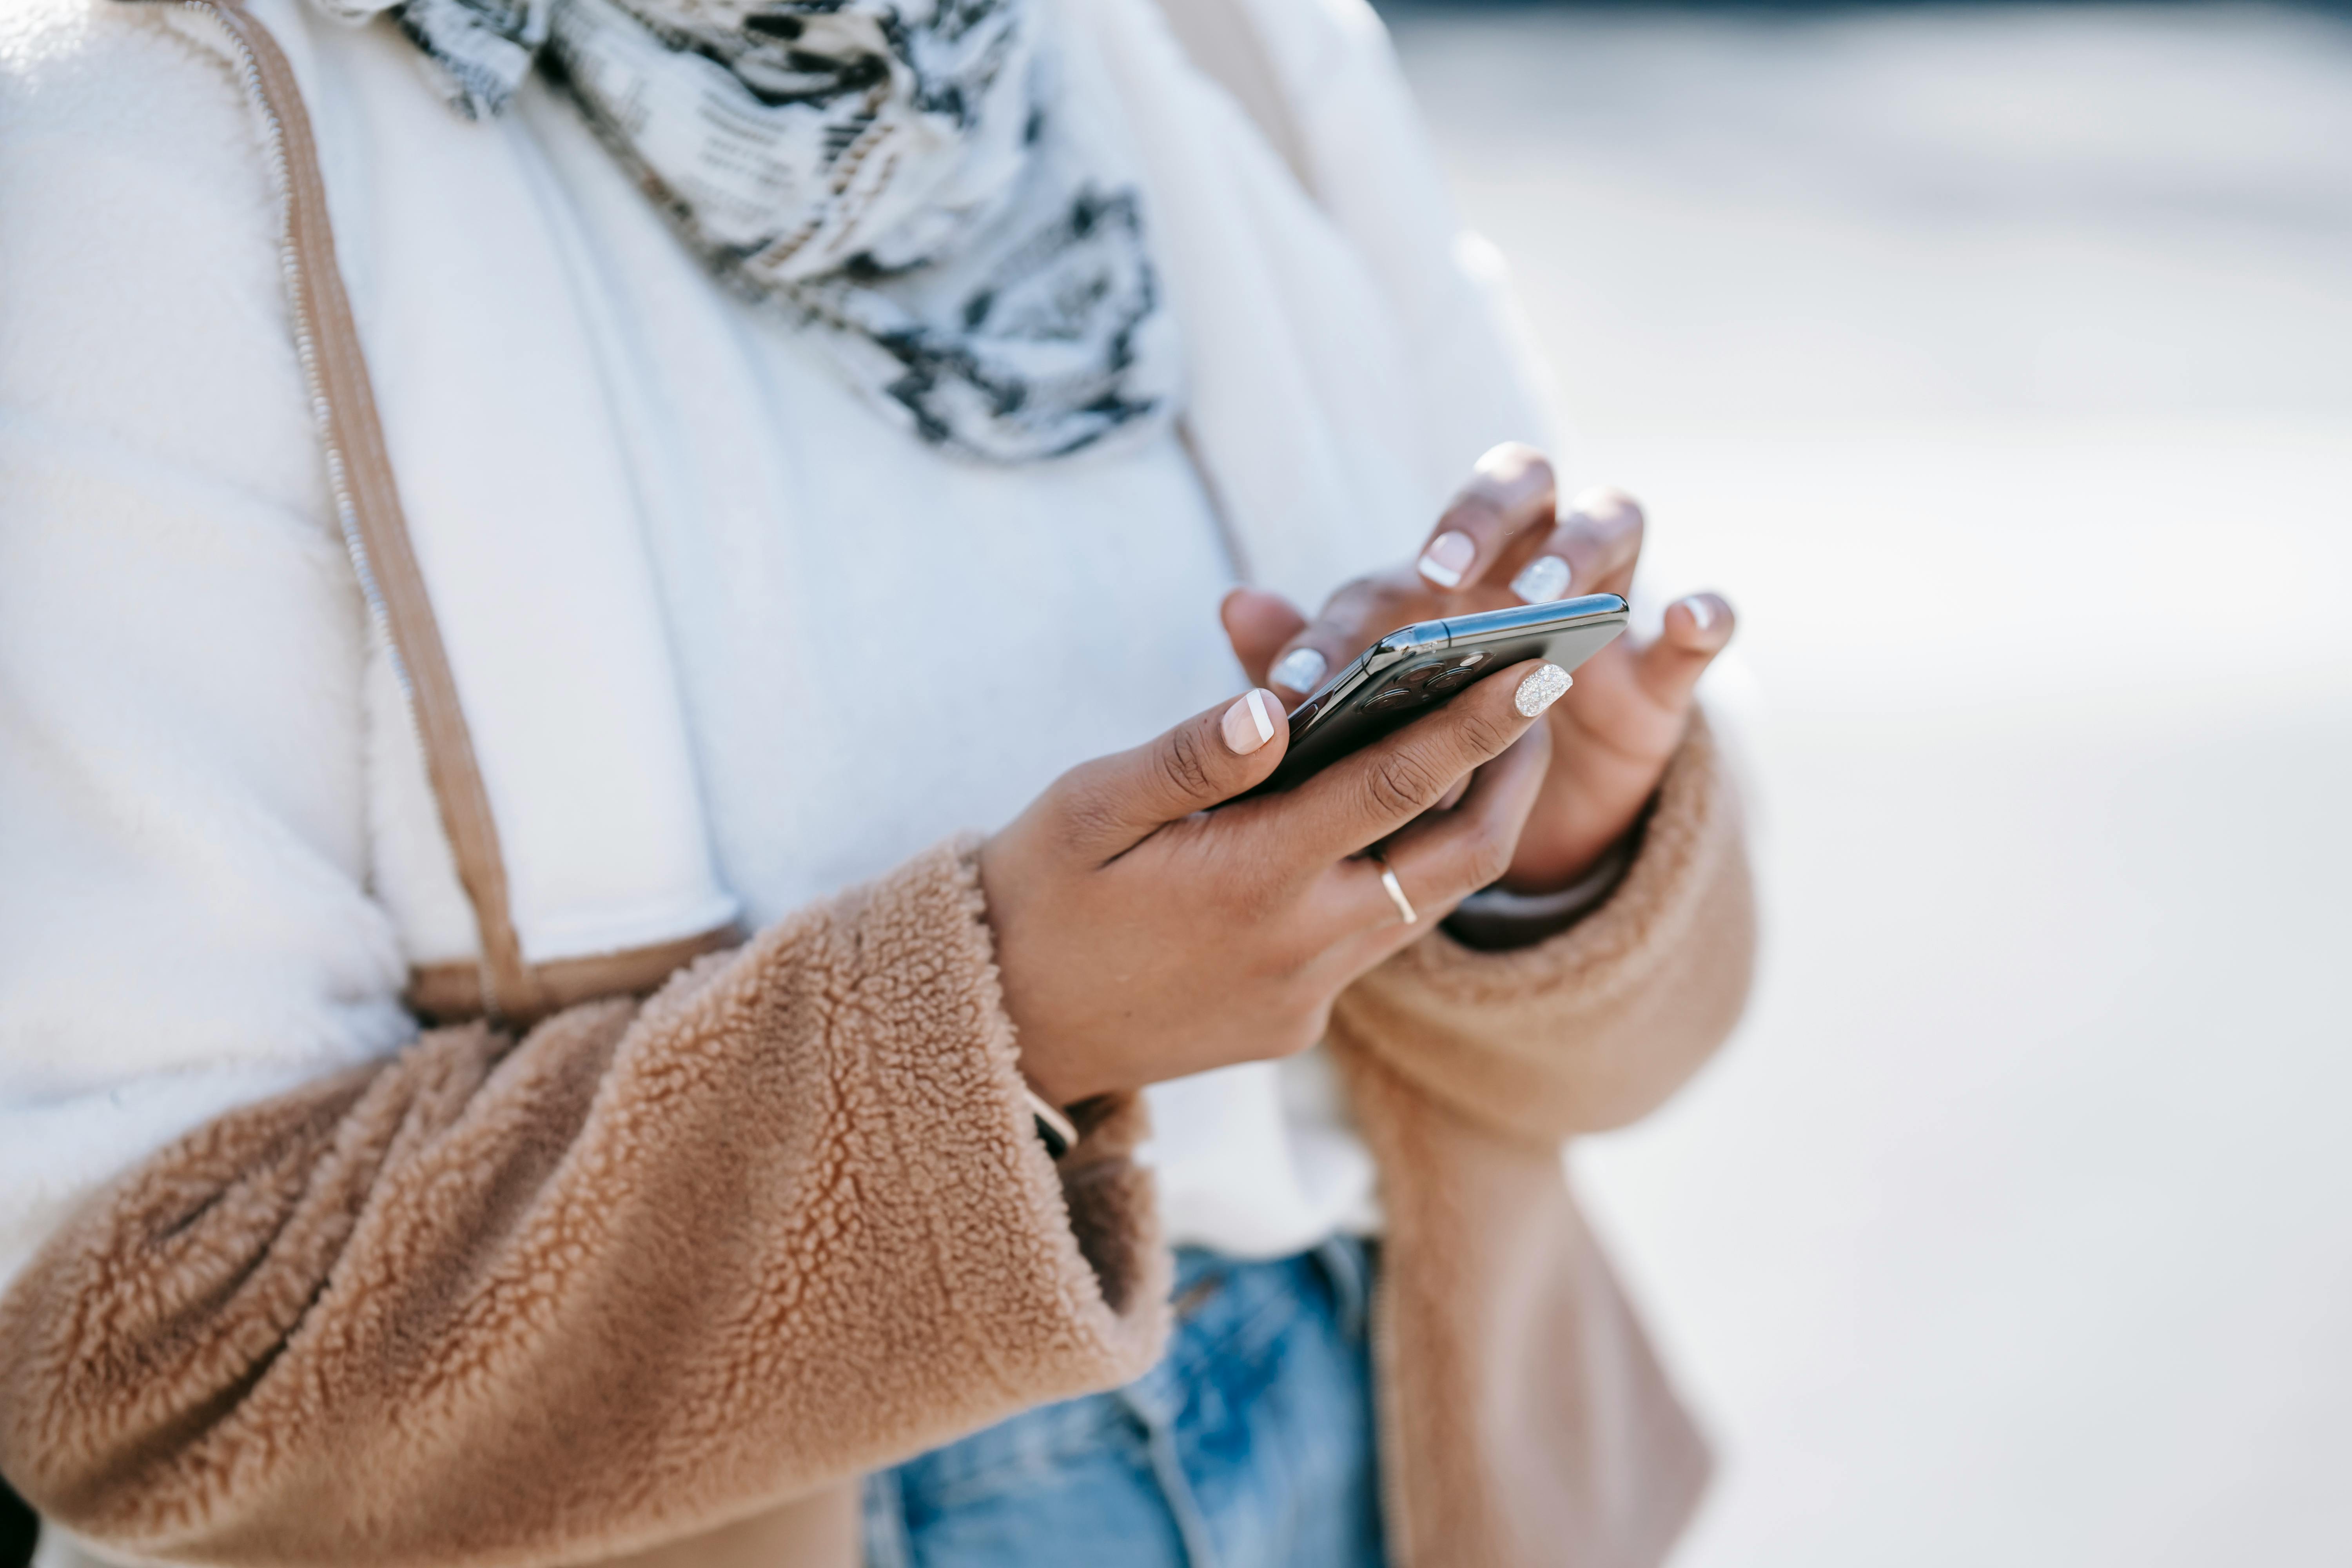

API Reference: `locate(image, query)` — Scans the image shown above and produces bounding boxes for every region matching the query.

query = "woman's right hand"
[979,659,1570,1108]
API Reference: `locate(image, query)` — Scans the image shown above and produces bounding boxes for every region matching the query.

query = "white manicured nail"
[1682,595,1715,632]
[1510,555,1572,604]
[1221,689,1279,754]
[1271,646,1327,693]
[1514,664,1572,717]
[1417,530,1476,589]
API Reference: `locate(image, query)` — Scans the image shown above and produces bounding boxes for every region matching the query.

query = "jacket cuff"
[722,834,1173,1385]
[1441,821,1642,952]
[1331,710,1754,1142]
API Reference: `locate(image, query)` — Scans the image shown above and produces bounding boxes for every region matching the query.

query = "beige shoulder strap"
[164,0,732,1025]
[169,0,1283,1026]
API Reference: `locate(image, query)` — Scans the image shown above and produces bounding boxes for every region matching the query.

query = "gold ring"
[1368,850,1417,926]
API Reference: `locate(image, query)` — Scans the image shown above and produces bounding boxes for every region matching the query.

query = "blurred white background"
[1384,4,2352,1562]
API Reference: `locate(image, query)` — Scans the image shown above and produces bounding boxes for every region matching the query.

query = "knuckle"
[1469,444,1557,520]
[1476,440,1549,483]
[1047,776,1125,854]
[1365,581,1426,626]
[1459,820,1517,891]
[1451,704,1517,762]
[1363,749,1445,818]
[1448,488,1506,530]
[1325,575,1385,627]
[1575,484,1646,533]
[1154,722,1222,803]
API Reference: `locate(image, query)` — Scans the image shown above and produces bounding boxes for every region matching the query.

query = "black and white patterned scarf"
[324,0,1179,461]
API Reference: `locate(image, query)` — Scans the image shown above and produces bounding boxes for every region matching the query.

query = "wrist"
[1506,743,1679,891]
[978,835,1096,1110]
[1502,812,1627,893]
[1015,1052,1091,1118]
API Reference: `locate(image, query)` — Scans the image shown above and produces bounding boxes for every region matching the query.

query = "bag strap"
[161,0,1298,1024]
[192,0,746,1025]
[154,0,567,1021]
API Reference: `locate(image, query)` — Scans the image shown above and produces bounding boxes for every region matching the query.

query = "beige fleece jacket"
[0,717,1748,1568]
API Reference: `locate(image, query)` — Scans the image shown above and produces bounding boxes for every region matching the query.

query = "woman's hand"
[1222,443,1735,893]
[980,660,1564,1107]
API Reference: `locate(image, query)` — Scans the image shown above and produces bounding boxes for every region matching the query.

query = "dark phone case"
[1242,595,1630,798]
[0,1475,33,1568]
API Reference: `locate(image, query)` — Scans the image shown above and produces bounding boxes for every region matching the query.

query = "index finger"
[1502,486,1645,607]
[1265,570,1417,701]
[1412,443,1557,594]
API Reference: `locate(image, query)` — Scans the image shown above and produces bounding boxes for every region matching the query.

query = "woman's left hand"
[1221,443,1735,893]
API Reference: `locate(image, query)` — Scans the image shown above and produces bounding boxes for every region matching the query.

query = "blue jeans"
[863,1239,1384,1568]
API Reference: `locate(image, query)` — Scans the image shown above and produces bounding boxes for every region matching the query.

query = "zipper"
[173,0,417,716]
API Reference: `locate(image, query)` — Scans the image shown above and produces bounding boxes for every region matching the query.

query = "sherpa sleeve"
[1329,711,1757,1144]
[0,838,1168,1568]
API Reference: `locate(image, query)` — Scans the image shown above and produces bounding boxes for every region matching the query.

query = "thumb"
[1058,688,1289,856]
[1633,592,1736,713]
[1220,588,1308,687]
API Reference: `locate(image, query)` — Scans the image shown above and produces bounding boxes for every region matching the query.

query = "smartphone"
[1243,594,1630,797]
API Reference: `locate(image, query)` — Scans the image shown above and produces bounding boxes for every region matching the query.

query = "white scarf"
[326,0,1181,460]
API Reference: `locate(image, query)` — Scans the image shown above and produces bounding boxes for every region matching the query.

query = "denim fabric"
[864,1239,1384,1568]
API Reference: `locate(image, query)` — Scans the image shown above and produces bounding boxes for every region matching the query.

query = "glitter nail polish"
[1510,555,1572,604]
[1514,664,1572,717]
[1271,646,1328,693]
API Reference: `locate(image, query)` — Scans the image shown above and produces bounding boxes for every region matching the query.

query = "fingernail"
[1221,689,1279,754]
[1270,646,1327,693]
[1510,555,1572,604]
[1514,663,1572,717]
[1682,595,1715,632]
[1417,530,1476,589]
